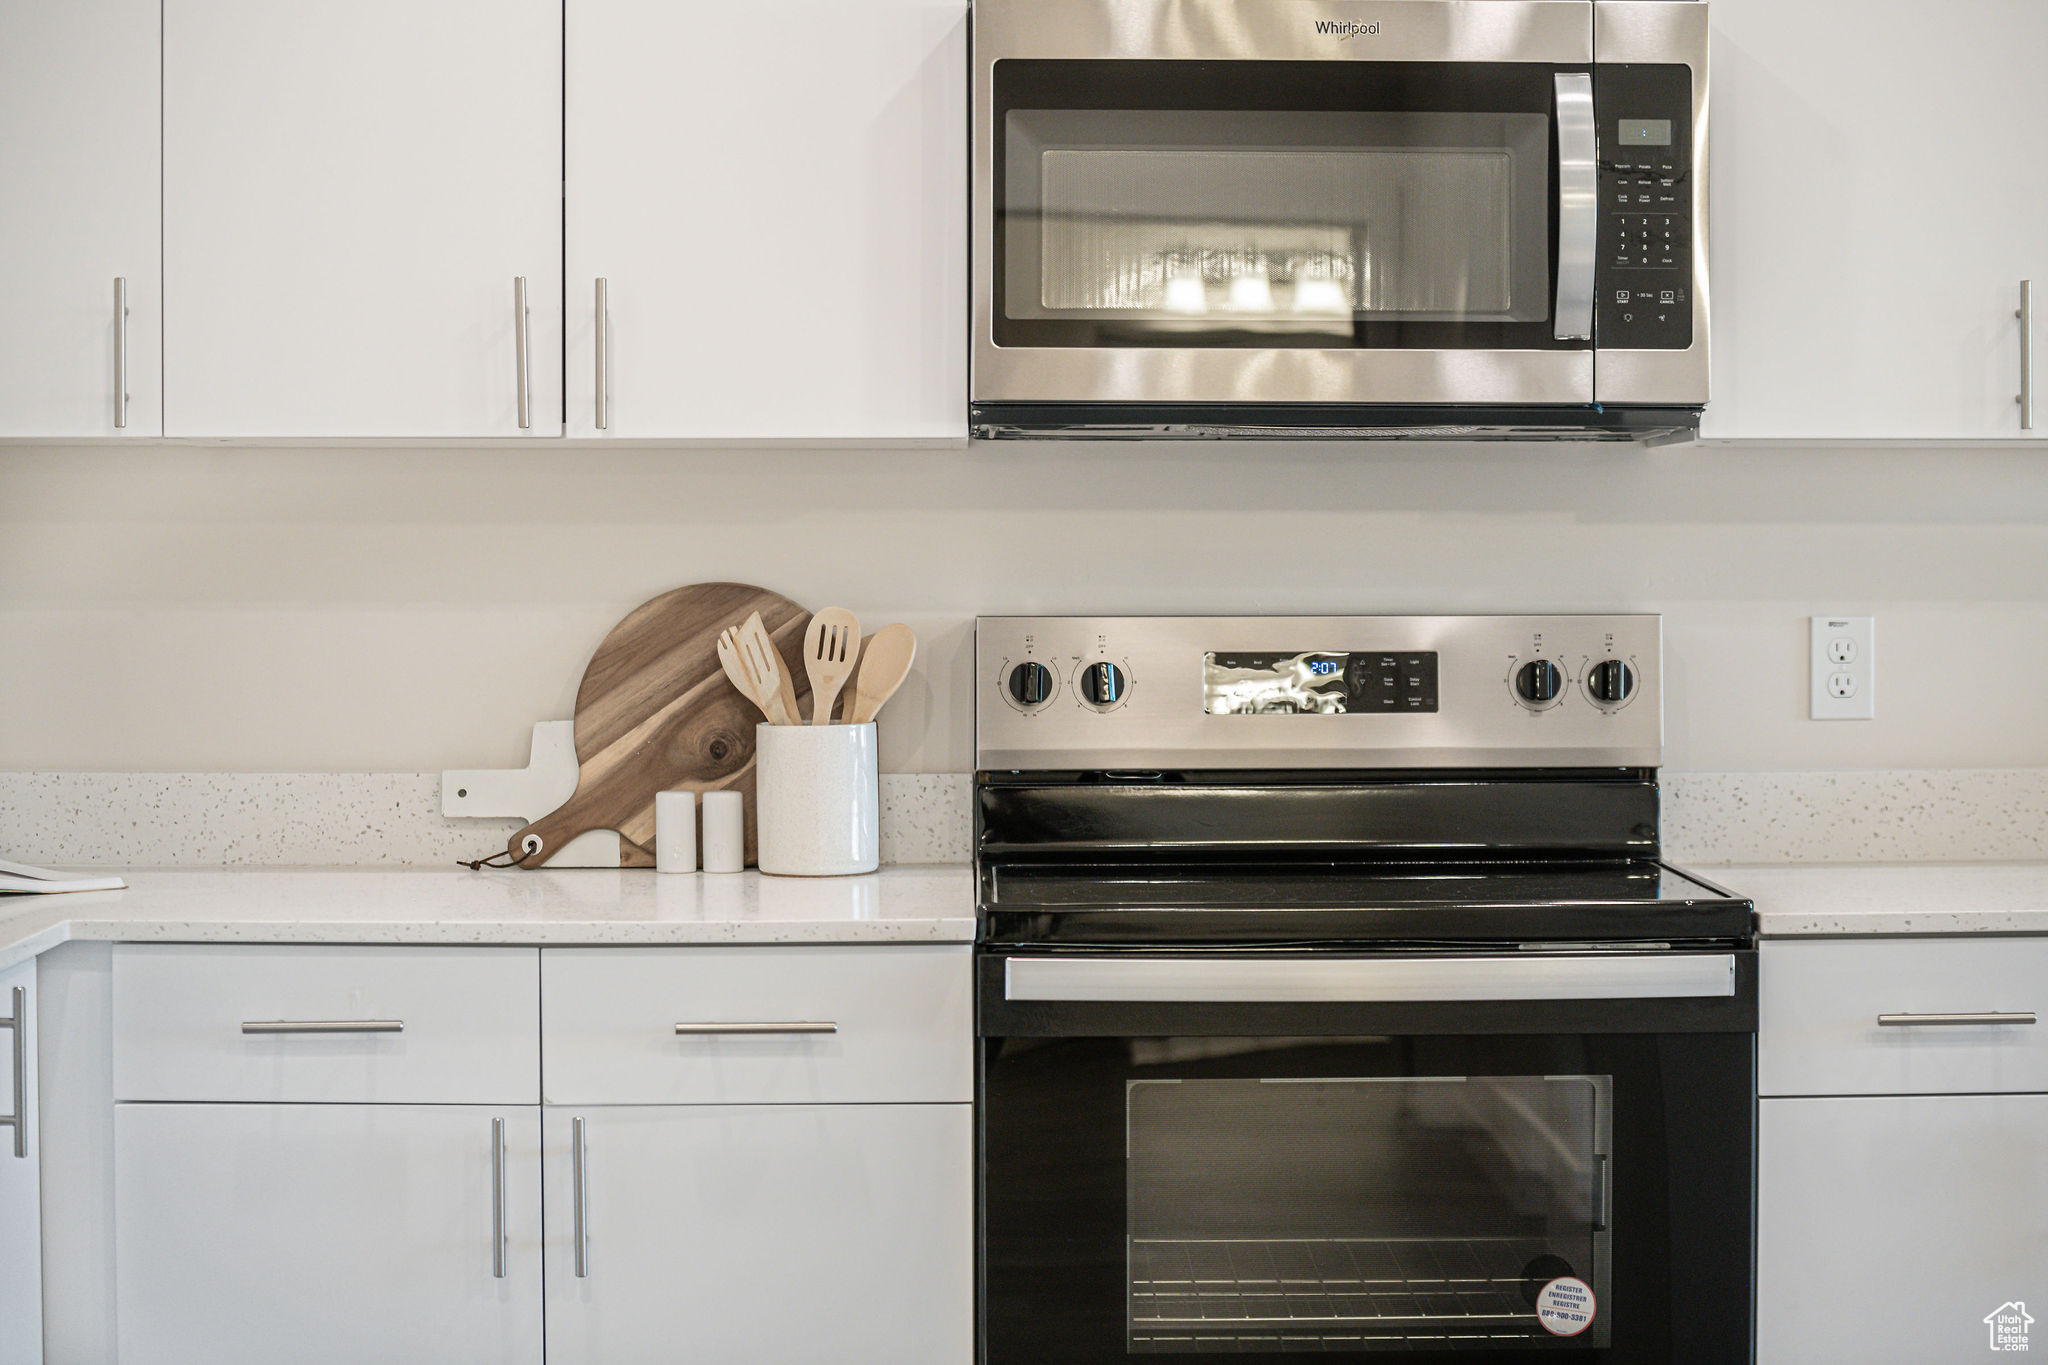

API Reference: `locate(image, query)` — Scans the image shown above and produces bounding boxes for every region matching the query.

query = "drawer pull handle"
[672,1021,838,1035]
[572,1115,589,1279]
[1877,1011,2037,1028]
[490,1117,507,1279]
[0,987,25,1159]
[241,1020,405,1034]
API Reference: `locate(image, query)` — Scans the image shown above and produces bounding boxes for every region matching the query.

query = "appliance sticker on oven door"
[1536,1277,1597,1337]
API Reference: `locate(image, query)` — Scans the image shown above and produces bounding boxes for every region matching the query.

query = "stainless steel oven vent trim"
[1005,954,1737,1003]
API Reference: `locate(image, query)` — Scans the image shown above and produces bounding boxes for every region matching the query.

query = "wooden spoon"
[802,607,861,724]
[738,612,799,725]
[844,623,916,724]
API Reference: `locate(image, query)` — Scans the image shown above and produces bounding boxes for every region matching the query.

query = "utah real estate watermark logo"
[1985,1302,2034,1352]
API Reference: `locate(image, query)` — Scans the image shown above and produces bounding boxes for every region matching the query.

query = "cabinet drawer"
[541,946,972,1105]
[1760,938,2048,1096]
[112,945,539,1104]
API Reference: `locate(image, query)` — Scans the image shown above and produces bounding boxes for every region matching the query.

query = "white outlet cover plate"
[1810,615,1875,720]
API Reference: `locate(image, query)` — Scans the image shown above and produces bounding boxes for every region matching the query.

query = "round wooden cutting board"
[508,583,812,867]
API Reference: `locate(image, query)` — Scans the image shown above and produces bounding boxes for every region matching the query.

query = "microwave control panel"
[1594,64,1695,351]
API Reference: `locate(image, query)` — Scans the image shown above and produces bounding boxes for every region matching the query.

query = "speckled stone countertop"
[0,865,978,971]
[1719,862,2048,937]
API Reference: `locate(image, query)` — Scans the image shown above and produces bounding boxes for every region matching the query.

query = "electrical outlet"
[1811,615,1875,720]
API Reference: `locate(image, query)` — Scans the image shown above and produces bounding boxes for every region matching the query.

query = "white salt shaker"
[700,789,745,873]
[654,790,697,873]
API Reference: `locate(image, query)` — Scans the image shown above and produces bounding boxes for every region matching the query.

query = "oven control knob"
[1586,658,1637,706]
[1080,661,1127,706]
[1007,661,1054,706]
[1515,659,1563,705]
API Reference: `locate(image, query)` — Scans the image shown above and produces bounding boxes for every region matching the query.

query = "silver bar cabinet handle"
[491,1117,507,1278]
[0,987,24,1159]
[673,1021,838,1035]
[2020,280,2034,431]
[240,1019,404,1034]
[572,1115,588,1278]
[113,277,130,429]
[514,275,531,430]
[1552,72,1597,343]
[1878,1011,2037,1028]
[595,278,609,431]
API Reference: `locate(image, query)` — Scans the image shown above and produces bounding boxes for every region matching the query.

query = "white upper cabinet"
[162,0,563,438]
[0,0,161,437]
[565,0,968,441]
[1704,0,2048,439]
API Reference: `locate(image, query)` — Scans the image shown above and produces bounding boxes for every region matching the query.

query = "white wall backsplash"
[3,769,2042,868]
[5,442,2048,777]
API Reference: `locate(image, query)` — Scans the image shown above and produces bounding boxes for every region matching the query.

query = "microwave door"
[972,0,1600,412]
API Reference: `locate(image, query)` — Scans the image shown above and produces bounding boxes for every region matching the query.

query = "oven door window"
[995,61,1580,350]
[1127,1075,1611,1352]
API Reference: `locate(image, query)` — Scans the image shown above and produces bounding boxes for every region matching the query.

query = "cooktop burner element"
[981,859,1750,947]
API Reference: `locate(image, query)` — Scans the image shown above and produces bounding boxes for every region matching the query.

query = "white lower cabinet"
[1759,1093,2048,1363]
[542,1103,974,1364]
[99,943,974,1365]
[114,1103,544,1365]
[0,959,40,1365]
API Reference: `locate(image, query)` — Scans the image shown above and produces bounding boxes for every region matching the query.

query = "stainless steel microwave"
[971,0,1710,441]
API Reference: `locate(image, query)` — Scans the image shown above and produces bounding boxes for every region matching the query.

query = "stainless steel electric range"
[974,615,1755,1364]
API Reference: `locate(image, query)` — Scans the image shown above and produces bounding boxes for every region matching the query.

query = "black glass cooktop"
[979,858,1753,947]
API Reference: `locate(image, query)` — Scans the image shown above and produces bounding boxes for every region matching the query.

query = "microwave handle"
[1553,72,1597,342]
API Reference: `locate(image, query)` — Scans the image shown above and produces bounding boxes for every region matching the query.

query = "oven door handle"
[1004,954,1736,1003]
[1553,71,1598,343]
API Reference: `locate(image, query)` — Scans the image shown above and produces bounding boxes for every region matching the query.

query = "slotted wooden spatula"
[803,607,861,724]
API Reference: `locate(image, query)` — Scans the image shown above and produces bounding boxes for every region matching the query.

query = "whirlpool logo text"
[1315,18,1381,37]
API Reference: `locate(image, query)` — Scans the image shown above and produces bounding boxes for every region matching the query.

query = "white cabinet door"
[565,0,968,441]
[0,0,160,437]
[1703,0,2048,439]
[0,960,39,1365]
[163,0,562,437]
[115,1104,543,1365]
[544,1104,973,1364]
[1758,1094,2048,1363]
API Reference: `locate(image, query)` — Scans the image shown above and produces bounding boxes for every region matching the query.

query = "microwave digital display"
[1617,117,1673,146]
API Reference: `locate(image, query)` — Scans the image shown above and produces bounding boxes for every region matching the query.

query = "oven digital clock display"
[1203,651,1439,715]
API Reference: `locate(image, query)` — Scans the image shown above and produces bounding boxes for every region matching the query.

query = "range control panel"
[978,616,1663,771]
[1595,63,1696,351]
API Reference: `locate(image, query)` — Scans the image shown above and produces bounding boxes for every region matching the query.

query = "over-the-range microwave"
[971,0,1709,441]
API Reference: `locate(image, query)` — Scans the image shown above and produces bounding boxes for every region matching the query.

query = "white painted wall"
[3,442,2046,775]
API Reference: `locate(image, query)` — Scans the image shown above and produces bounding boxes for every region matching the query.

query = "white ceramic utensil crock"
[755,722,879,875]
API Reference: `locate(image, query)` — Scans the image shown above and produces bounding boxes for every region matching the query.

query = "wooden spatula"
[803,607,861,724]
[844,623,916,725]
[738,612,799,725]
[716,624,778,724]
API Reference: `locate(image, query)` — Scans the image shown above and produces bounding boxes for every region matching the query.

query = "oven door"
[979,951,1755,1364]
[972,0,1599,411]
